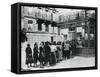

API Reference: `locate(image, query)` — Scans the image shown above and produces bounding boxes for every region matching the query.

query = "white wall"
[76,27,85,37]
[60,28,71,40]
[0,0,99,77]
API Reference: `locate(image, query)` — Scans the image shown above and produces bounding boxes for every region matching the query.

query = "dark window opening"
[45,25,49,32]
[69,27,75,31]
[28,20,33,24]
[37,19,44,31]
[51,37,53,42]
[38,23,42,31]
[45,21,50,32]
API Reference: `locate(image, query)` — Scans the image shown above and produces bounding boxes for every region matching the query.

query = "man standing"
[64,41,70,59]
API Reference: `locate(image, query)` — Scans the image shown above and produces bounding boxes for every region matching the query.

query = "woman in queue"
[50,42,57,66]
[39,42,45,68]
[33,42,38,67]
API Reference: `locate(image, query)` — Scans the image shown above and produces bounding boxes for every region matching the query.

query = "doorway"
[51,36,53,42]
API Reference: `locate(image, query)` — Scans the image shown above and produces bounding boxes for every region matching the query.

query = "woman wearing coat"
[50,42,57,66]
[25,44,33,68]
[44,42,51,66]
[39,42,45,68]
[33,42,38,67]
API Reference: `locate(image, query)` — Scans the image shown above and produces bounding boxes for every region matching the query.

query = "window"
[45,25,49,32]
[69,27,75,31]
[38,23,42,31]
[28,20,33,24]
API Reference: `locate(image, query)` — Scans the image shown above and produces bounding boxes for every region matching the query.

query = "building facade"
[21,6,62,47]
[58,10,95,49]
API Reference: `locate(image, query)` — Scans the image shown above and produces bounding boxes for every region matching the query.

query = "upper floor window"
[45,25,49,32]
[45,21,50,32]
[28,20,33,24]
[38,23,42,31]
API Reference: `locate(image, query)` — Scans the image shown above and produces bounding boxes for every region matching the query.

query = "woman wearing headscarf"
[25,44,33,68]
[39,42,45,68]
[44,41,51,66]
[33,42,38,67]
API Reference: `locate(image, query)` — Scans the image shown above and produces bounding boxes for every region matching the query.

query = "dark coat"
[44,45,51,63]
[33,47,38,63]
[39,46,45,62]
[25,47,33,64]
[44,45,51,55]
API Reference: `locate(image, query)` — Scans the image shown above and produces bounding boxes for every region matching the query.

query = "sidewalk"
[21,56,95,71]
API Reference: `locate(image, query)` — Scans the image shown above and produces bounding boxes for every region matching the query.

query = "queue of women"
[25,40,76,68]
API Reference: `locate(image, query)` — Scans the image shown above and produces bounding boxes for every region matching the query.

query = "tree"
[21,28,27,43]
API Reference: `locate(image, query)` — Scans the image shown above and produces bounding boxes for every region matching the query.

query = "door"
[51,36,53,42]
